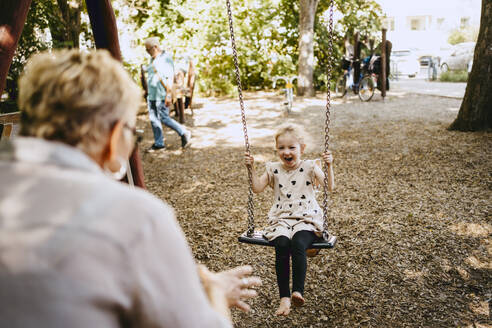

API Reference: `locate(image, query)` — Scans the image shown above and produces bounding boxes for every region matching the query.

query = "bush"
[448,27,479,45]
[439,70,468,83]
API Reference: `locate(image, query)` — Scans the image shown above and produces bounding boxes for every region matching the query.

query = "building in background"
[377,0,481,54]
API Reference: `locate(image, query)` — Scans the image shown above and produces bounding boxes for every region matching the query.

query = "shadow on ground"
[138,91,491,328]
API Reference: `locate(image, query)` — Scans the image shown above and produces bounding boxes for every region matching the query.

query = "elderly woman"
[0,50,260,327]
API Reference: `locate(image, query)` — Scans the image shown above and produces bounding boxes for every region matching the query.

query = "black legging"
[272,230,317,298]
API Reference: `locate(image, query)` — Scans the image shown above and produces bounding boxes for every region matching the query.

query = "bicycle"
[335,59,375,102]
[273,76,297,114]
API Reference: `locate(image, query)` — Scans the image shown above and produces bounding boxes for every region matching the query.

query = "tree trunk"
[0,0,32,96]
[449,0,492,131]
[56,0,82,48]
[85,0,121,60]
[297,0,319,97]
[49,0,82,48]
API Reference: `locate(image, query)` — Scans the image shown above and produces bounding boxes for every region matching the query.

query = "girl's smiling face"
[276,132,305,170]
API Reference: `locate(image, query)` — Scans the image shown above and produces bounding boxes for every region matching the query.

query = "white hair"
[144,37,161,48]
[18,49,141,156]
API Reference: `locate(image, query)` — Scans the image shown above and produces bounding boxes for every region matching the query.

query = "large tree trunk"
[0,0,32,96]
[46,0,82,49]
[53,0,82,48]
[297,0,319,97]
[449,0,492,131]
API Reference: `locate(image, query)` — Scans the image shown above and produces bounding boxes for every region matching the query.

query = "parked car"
[390,49,420,78]
[418,55,432,67]
[440,42,475,72]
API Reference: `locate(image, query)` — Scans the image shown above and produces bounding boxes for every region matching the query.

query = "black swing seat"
[238,230,337,249]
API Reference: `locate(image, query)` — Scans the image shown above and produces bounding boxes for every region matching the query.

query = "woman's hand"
[198,265,262,312]
[244,153,254,168]
[322,150,333,166]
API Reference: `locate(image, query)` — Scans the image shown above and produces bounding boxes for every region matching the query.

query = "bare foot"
[291,291,305,307]
[275,297,291,316]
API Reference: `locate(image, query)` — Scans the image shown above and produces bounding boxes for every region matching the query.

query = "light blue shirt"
[147,52,174,101]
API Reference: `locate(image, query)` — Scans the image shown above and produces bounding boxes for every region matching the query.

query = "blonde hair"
[274,125,305,146]
[18,49,141,155]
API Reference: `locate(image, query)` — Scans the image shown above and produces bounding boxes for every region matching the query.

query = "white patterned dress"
[263,159,325,241]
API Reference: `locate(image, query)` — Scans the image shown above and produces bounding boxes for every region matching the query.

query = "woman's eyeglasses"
[123,123,143,143]
[123,123,137,136]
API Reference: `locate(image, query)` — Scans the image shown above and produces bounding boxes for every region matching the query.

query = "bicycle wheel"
[335,75,347,98]
[358,75,375,102]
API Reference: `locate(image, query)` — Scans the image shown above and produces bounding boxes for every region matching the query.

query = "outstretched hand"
[322,150,333,166]
[198,264,262,312]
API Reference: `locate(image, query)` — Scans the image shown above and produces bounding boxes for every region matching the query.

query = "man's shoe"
[181,131,191,148]
[147,144,165,153]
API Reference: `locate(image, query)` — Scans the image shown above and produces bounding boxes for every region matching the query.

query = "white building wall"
[377,0,481,52]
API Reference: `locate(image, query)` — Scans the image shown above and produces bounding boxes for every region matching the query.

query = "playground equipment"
[226,0,337,252]
[0,0,145,188]
[273,76,297,114]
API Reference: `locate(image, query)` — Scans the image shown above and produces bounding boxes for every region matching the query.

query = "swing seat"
[238,230,337,249]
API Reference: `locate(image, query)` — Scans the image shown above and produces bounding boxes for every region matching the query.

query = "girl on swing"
[244,125,335,316]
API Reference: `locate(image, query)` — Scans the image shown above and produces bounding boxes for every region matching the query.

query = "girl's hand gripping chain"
[244,152,269,193]
[313,150,335,191]
[322,150,333,166]
[244,153,254,168]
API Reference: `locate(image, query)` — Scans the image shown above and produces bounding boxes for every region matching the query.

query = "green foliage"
[3,0,88,112]
[439,70,469,83]
[8,0,383,103]
[448,26,479,45]
[4,1,52,107]
[126,0,382,95]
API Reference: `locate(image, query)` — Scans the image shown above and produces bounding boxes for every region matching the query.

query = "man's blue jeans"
[147,99,186,147]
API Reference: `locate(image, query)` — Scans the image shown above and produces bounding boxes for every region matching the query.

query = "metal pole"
[381,28,387,99]
[0,0,32,96]
[85,0,146,189]
[353,31,360,87]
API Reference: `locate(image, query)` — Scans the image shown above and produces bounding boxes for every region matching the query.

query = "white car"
[440,42,475,72]
[390,49,420,78]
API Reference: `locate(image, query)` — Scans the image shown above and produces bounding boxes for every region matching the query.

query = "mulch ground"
[138,90,491,328]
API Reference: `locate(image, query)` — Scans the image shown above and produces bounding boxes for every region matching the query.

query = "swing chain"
[321,0,334,240]
[226,0,255,236]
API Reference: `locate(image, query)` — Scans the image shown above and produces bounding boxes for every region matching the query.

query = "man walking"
[144,37,191,151]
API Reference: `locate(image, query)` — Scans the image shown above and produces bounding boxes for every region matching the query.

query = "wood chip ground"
[138,91,491,328]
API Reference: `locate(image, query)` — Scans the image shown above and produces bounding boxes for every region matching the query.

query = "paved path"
[390,77,466,99]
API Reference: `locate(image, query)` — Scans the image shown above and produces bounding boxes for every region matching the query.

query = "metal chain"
[226,0,255,236]
[321,0,334,239]
[226,0,334,239]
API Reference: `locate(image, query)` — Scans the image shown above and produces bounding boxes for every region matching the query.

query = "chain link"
[226,0,255,236]
[322,0,334,239]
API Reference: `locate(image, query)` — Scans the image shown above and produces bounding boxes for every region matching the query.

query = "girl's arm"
[244,153,269,193]
[313,151,335,192]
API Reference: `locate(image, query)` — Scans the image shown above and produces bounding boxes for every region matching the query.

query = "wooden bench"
[0,112,20,140]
